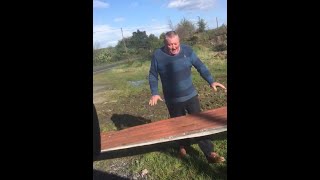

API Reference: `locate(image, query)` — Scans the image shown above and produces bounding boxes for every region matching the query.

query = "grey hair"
[164,31,179,43]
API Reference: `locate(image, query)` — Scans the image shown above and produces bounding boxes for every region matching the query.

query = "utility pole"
[216,17,219,29]
[121,28,128,54]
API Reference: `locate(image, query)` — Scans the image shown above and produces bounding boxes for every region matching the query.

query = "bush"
[213,43,227,52]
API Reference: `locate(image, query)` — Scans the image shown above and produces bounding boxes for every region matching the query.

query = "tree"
[128,30,149,49]
[197,17,207,33]
[168,18,175,31]
[147,34,162,51]
[159,32,165,41]
[175,18,196,42]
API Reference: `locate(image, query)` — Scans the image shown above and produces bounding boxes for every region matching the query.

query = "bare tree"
[167,17,175,31]
[121,28,128,54]
[216,17,219,29]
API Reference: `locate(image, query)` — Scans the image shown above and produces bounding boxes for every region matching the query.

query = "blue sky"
[93,0,227,48]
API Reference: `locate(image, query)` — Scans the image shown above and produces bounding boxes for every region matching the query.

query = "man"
[148,31,226,163]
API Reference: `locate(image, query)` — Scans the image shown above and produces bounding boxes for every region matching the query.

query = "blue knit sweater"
[149,44,214,103]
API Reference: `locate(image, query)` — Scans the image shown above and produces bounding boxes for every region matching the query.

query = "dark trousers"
[93,104,101,161]
[166,95,213,157]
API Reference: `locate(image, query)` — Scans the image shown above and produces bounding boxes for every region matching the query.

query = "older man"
[148,31,226,163]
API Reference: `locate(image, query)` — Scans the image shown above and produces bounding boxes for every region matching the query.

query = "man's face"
[165,36,180,56]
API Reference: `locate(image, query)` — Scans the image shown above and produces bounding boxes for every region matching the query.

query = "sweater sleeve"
[148,54,159,95]
[190,51,214,85]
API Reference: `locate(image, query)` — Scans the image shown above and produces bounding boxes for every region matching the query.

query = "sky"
[93,0,227,48]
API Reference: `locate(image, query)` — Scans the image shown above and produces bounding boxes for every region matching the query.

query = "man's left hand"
[210,82,227,92]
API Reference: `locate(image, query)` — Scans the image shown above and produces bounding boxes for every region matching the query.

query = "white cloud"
[114,17,125,22]
[167,0,216,11]
[93,24,171,48]
[145,25,171,37]
[93,0,109,8]
[93,25,122,47]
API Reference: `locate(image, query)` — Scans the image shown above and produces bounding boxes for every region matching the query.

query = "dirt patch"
[93,156,139,179]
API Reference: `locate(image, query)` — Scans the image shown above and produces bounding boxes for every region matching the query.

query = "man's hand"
[149,95,163,106]
[210,82,227,92]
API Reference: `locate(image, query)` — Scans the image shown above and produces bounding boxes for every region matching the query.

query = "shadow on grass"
[164,143,227,179]
[93,169,130,180]
[161,132,227,179]
[111,114,151,130]
[208,131,227,141]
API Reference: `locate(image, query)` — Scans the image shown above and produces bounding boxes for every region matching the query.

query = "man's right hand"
[149,95,163,106]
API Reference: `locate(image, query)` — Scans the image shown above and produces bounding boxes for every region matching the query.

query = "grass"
[93,48,227,179]
[131,132,227,180]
